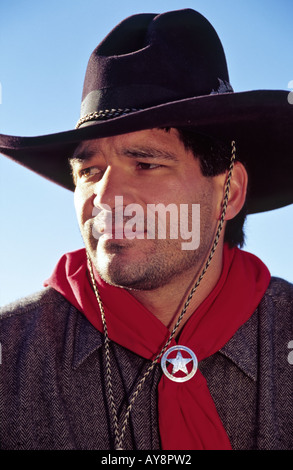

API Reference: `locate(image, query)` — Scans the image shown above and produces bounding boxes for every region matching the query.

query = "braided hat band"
[75,108,140,129]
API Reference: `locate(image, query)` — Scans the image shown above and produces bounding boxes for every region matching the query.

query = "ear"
[223,161,248,221]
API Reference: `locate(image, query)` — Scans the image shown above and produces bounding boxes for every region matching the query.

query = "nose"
[92,164,131,211]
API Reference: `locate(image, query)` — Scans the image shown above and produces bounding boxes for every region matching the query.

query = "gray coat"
[0,277,293,450]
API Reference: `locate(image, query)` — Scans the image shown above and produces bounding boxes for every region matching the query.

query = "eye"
[136,162,162,170]
[79,166,101,180]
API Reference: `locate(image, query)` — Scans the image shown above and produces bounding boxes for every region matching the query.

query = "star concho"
[161,345,198,383]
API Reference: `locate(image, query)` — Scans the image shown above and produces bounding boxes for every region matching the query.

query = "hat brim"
[1,89,292,214]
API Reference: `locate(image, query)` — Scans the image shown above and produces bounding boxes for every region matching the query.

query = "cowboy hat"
[0,8,292,214]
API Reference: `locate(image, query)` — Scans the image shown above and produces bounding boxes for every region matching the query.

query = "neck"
[129,242,224,333]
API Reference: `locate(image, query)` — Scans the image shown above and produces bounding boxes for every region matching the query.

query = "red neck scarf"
[45,244,270,450]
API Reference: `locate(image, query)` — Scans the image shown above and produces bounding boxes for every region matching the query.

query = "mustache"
[91,207,148,238]
[90,211,181,241]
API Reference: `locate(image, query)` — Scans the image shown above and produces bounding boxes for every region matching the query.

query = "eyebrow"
[121,147,179,162]
[69,147,97,165]
[69,145,179,167]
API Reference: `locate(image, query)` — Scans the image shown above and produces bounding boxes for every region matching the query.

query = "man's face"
[71,128,223,291]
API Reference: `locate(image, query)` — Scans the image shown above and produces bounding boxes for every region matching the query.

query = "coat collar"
[72,304,259,381]
[72,308,104,370]
[220,307,258,381]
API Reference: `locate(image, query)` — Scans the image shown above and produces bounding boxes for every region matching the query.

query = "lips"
[93,221,147,240]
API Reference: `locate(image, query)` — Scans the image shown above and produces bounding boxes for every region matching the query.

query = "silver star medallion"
[161,345,198,382]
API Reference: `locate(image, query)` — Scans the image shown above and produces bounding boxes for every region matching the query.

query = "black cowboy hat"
[0,8,292,214]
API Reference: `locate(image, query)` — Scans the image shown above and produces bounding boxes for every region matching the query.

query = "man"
[0,8,292,450]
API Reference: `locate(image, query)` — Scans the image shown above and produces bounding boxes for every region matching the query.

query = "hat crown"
[80,9,232,117]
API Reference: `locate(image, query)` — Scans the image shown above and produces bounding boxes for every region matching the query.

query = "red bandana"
[45,244,270,450]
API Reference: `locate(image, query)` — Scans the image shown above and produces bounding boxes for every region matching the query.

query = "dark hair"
[175,127,247,248]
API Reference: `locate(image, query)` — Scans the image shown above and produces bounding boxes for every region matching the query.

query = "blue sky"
[0,0,292,305]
